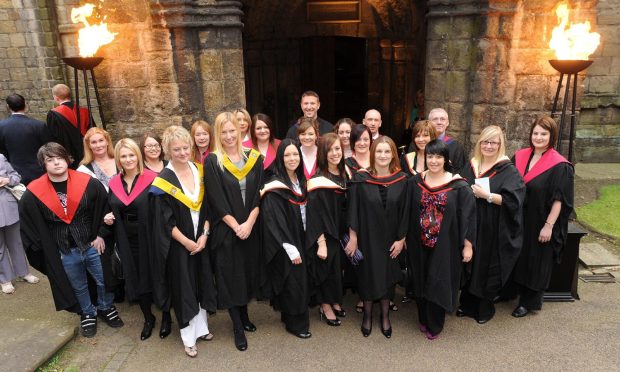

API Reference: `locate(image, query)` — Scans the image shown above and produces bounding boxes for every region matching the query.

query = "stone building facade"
[0,0,618,161]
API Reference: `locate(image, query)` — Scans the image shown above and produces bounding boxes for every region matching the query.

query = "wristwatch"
[487,193,493,203]
[202,228,210,237]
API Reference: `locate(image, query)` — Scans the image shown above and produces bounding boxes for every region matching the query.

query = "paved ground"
[0,267,75,372]
[31,281,620,371]
[2,163,619,371]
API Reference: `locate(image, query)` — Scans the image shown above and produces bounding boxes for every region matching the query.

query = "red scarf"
[52,104,90,136]
[28,170,91,224]
[514,148,569,184]
[108,169,157,206]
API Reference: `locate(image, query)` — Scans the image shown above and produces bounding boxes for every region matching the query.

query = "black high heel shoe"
[159,315,171,339]
[381,325,392,339]
[361,315,372,337]
[319,309,341,326]
[141,317,155,341]
[333,307,346,318]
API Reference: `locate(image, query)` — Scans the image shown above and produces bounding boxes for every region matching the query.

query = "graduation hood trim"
[307,176,346,192]
[27,169,90,224]
[222,148,261,180]
[109,169,157,206]
[514,148,570,184]
[151,165,204,211]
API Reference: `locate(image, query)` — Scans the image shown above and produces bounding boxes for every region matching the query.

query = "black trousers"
[459,289,495,320]
[416,297,445,336]
[281,310,310,333]
[517,285,544,310]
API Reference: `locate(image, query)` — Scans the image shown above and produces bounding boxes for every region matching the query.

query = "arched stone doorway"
[240,0,427,140]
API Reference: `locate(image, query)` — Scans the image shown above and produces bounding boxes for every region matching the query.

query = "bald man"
[363,109,382,140]
[46,84,95,168]
[428,108,466,174]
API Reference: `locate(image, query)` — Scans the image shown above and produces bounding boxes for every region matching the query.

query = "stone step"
[579,242,620,267]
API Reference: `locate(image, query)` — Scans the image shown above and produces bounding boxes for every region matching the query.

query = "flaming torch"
[62,2,117,130]
[548,2,601,162]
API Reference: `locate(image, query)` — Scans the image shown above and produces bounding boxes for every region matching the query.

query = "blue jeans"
[60,246,113,316]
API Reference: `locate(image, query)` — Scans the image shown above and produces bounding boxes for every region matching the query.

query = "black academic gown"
[512,156,574,292]
[305,173,347,304]
[348,170,408,301]
[462,159,525,300]
[46,102,91,169]
[203,150,264,309]
[260,179,309,318]
[444,138,466,174]
[150,166,217,326]
[19,175,108,313]
[108,172,156,302]
[406,174,476,312]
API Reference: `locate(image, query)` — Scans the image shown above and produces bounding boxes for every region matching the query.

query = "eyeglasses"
[144,144,161,149]
[481,140,500,147]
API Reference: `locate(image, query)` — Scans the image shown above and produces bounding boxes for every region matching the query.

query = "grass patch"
[37,345,77,372]
[577,184,620,241]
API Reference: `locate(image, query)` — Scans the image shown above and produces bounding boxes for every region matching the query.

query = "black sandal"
[355,303,363,313]
[389,302,398,311]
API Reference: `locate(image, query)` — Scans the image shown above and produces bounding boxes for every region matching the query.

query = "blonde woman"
[106,139,159,339]
[150,126,216,357]
[234,108,253,146]
[77,127,117,191]
[191,120,213,164]
[458,126,525,324]
[77,127,121,301]
[203,112,264,351]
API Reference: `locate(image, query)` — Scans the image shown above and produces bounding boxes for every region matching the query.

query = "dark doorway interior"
[244,36,367,138]
[300,37,367,124]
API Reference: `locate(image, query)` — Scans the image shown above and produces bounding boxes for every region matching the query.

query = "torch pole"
[82,68,94,130]
[74,67,81,130]
[90,69,106,130]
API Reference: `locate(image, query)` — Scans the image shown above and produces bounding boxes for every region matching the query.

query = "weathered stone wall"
[424,0,616,161]
[577,0,620,162]
[0,0,64,120]
[53,0,245,139]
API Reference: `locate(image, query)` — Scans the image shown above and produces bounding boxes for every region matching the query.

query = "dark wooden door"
[244,36,367,138]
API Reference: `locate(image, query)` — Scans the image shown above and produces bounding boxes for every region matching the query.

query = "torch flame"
[71,3,117,57]
[549,3,600,60]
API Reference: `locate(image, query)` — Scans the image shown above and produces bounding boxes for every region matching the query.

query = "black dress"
[150,165,216,326]
[306,173,347,304]
[348,170,408,301]
[407,173,476,335]
[512,148,574,310]
[203,150,264,309]
[459,159,525,320]
[108,170,157,302]
[400,151,423,178]
[260,178,309,333]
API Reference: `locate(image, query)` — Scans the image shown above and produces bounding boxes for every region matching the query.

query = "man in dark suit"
[0,93,50,184]
[428,107,466,174]
[285,90,333,139]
